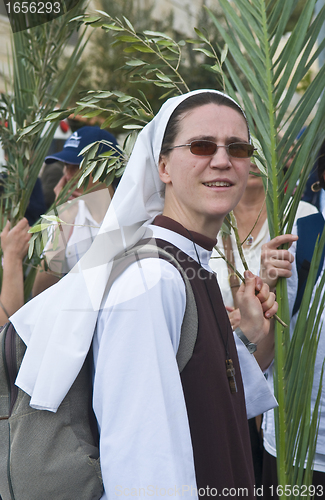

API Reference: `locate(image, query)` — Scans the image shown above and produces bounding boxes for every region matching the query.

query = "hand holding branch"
[260,234,298,290]
[236,270,278,345]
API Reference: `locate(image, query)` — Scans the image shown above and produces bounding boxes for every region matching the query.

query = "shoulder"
[96,256,187,355]
[104,256,186,309]
[295,200,318,220]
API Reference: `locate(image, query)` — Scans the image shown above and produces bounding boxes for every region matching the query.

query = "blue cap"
[45,126,118,164]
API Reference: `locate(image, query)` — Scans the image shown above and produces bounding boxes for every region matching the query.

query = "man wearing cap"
[33,126,120,296]
[41,126,119,206]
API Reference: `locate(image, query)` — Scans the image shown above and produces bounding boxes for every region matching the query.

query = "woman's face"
[246,161,264,190]
[159,103,251,238]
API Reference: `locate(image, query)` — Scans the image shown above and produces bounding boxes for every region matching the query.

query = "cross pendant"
[226,358,238,394]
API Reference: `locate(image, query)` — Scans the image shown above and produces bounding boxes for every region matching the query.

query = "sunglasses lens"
[228,143,254,158]
[190,141,217,156]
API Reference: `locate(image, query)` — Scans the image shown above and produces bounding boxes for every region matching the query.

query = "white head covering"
[12,89,248,412]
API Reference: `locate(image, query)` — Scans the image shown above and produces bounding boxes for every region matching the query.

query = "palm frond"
[206,1,325,496]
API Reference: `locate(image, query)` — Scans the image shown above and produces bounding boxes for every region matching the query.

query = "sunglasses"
[164,140,255,158]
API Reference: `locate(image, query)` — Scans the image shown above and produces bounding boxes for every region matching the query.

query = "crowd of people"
[0,89,324,499]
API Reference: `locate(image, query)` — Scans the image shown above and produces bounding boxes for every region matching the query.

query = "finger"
[262,234,298,251]
[255,281,270,302]
[54,175,68,193]
[268,249,295,264]
[17,217,29,227]
[13,218,30,235]
[243,270,257,293]
[228,308,241,329]
[0,220,11,237]
[264,261,293,281]
[264,299,278,319]
[69,190,82,199]
[259,290,276,311]
[254,276,264,293]
[226,306,235,312]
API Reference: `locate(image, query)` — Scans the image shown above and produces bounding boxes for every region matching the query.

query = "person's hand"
[0,218,31,262]
[225,306,241,330]
[236,270,278,344]
[260,234,298,290]
[53,174,68,200]
[54,173,83,201]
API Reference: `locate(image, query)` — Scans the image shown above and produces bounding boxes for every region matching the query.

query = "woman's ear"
[158,154,172,184]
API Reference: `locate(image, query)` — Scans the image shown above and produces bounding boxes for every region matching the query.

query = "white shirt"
[210,201,318,308]
[93,225,277,499]
[64,201,100,272]
[43,200,102,274]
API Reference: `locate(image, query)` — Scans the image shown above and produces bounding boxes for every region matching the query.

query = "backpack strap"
[108,243,198,373]
[1,322,22,419]
[292,212,325,316]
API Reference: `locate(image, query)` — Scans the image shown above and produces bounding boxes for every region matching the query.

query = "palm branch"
[0,2,89,299]
[206,1,325,496]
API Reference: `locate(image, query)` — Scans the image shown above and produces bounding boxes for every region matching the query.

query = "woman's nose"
[209,145,232,168]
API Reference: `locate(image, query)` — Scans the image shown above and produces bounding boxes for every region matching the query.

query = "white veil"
[12,89,245,412]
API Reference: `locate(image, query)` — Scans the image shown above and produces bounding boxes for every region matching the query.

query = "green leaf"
[41,215,66,224]
[83,110,103,118]
[117,95,134,102]
[28,223,51,233]
[95,10,111,18]
[143,30,172,39]
[98,150,115,157]
[193,48,215,58]
[155,40,176,47]
[204,64,222,74]
[96,91,114,98]
[186,39,200,44]
[19,122,44,137]
[28,235,36,259]
[156,73,173,82]
[92,161,106,183]
[103,169,115,187]
[109,117,129,128]
[123,124,143,129]
[193,27,209,44]
[132,45,155,53]
[85,16,102,24]
[101,24,124,31]
[220,44,228,64]
[125,59,147,66]
[46,109,70,121]
[101,115,118,128]
[77,161,97,187]
[123,16,136,33]
[88,20,107,28]
[153,82,174,88]
[116,35,140,43]
[123,46,137,53]
[79,142,98,155]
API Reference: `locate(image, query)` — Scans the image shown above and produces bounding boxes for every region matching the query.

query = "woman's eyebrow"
[186,135,216,142]
[227,136,249,143]
[186,135,249,143]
